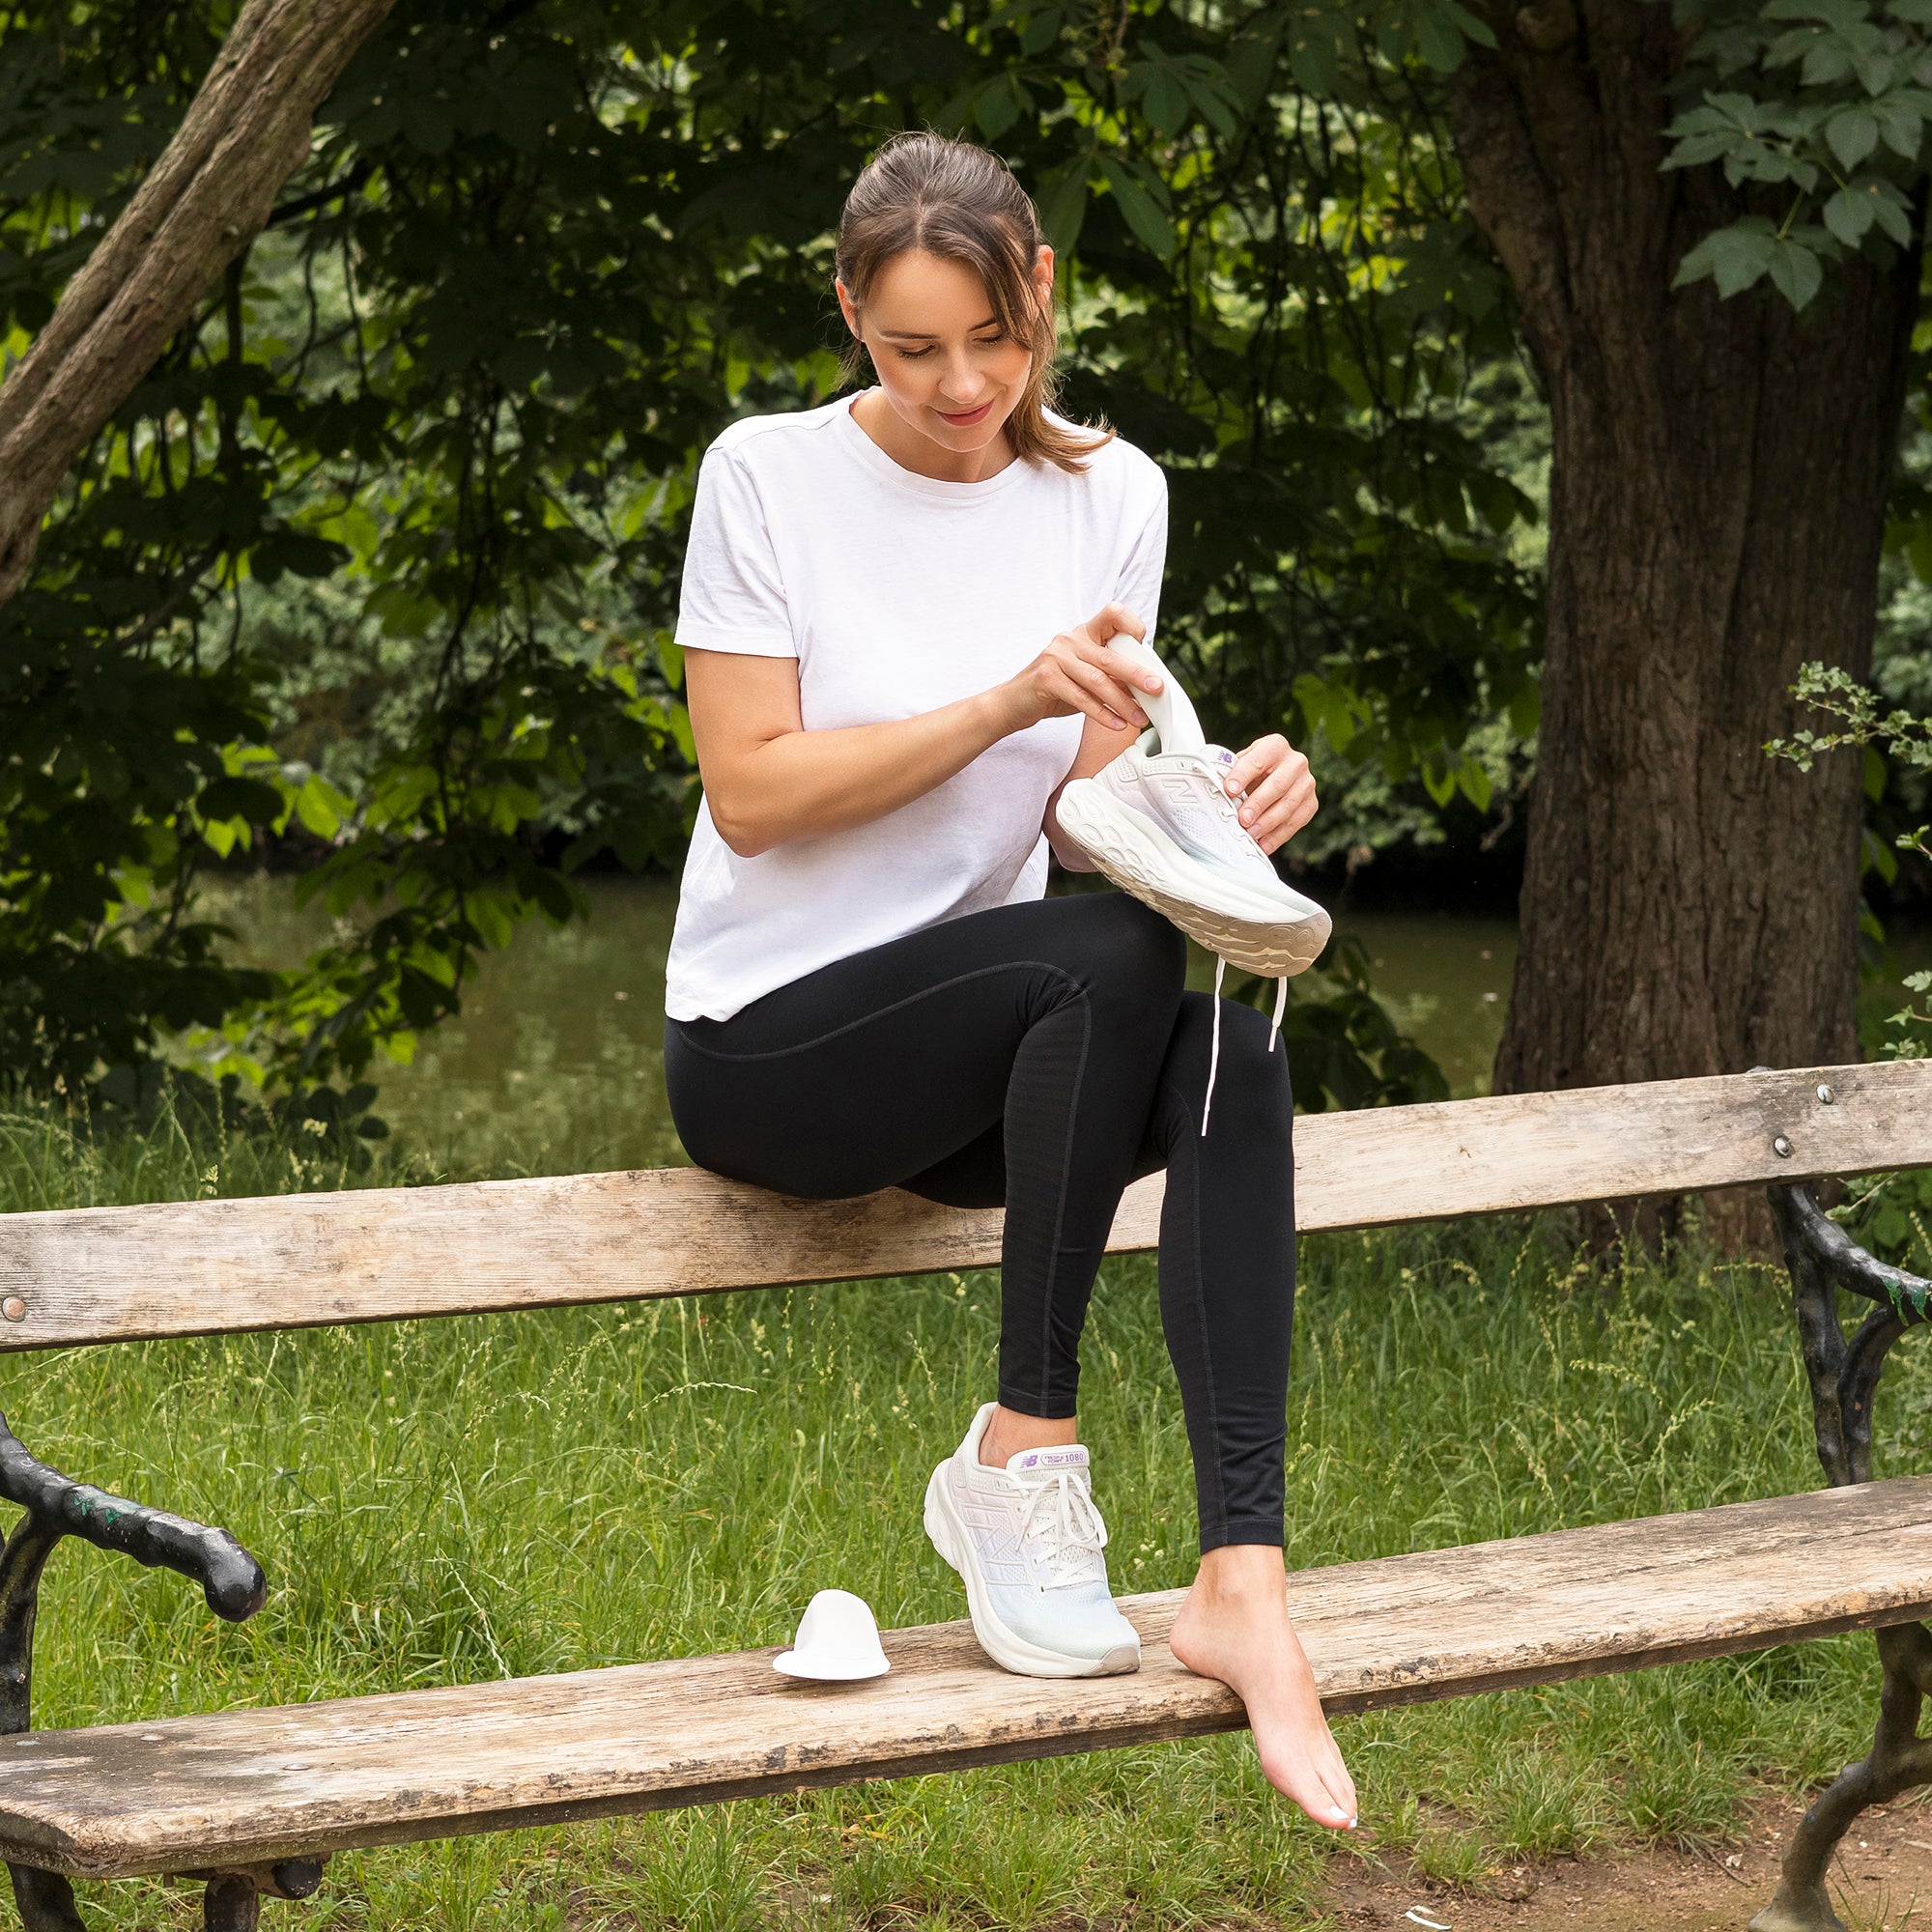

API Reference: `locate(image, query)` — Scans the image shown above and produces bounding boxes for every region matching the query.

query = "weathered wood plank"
[0,1060,1921,1352]
[0,1477,1928,1877]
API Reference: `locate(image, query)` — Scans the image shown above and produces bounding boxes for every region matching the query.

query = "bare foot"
[1168,1545,1358,1832]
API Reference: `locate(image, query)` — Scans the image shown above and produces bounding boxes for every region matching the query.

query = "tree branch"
[0,0,399,607]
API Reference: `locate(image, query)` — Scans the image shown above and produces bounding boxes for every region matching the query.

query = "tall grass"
[0,1098,1908,1928]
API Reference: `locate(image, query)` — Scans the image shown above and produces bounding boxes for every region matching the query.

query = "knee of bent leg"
[1083,892,1186,1008]
[1172,993,1293,1143]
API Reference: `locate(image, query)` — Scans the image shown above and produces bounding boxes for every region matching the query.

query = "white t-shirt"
[663,393,1168,1023]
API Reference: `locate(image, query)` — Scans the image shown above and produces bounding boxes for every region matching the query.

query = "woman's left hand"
[1222,734,1318,857]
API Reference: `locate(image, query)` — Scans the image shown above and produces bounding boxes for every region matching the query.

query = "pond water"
[200,874,1521,1174]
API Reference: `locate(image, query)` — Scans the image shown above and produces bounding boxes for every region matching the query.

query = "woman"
[662,130,1355,1833]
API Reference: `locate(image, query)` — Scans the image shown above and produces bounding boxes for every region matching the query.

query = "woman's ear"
[835,277,862,338]
[1033,244,1056,313]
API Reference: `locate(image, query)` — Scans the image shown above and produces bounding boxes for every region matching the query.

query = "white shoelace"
[1200,962,1289,1137]
[1014,1467,1109,1587]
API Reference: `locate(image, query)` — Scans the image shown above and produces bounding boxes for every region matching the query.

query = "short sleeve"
[675,443,798,658]
[1113,468,1169,648]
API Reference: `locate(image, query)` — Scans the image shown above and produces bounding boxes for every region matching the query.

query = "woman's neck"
[848,388,1017,484]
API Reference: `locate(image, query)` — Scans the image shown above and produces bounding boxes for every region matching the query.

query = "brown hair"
[835,130,1112,474]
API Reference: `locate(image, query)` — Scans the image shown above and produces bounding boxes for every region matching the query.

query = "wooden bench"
[0,1059,1928,1932]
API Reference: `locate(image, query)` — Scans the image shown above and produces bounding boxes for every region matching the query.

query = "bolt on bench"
[0,1061,1928,1932]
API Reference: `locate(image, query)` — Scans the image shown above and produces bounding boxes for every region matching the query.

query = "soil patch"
[1321,1790,1932,1930]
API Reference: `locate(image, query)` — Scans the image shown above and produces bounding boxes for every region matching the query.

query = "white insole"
[1103,636,1206,755]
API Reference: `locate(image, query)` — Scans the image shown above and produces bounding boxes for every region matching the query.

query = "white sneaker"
[1054,638,1331,1130]
[1056,639,1331,980]
[923,1403,1141,1679]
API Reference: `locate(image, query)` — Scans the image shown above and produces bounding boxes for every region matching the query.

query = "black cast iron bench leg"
[0,1412,301,1932]
[1751,1183,1932,1932]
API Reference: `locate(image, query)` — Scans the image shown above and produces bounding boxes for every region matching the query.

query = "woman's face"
[838,244,1053,461]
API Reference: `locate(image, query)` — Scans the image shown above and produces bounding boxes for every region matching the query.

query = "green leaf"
[1674,217,1778,298]
[1037,162,1089,258]
[975,76,1025,139]
[1766,237,1825,309]
[655,632,685,693]
[1284,1,1348,95]
[1828,103,1881,166]
[1866,744,1889,802]
[1855,48,1900,93]
[1143,70,1188,135]
[293,773,352,838]
[1020,7,1065,53]
[1183,64,1242,139]
[1872,178,1915,242]
[1877,95,1924,157]
[1456,757,1492,812]
[1824,181,1877,243]
[1802,41,1856,82]
[1098,156,1176,258]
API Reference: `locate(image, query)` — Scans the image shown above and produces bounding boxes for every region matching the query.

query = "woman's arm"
[688,603,1162,859]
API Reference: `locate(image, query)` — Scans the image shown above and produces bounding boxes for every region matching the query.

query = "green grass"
[0,1097,1913,1928]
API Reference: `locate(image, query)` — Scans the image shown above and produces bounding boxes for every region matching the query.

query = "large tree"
[1450,0,1923,1133]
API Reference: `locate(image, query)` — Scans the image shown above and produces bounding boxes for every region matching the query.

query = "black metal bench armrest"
[0,1411,264,1624]
[1772,1181,1932,1324]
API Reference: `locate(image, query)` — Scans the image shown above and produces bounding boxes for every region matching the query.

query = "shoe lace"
[1196,771,1289,1137]
[1200,960,1288,1138]
[1014,1467,1109,1586]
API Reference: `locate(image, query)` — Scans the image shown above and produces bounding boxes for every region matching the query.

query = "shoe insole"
[1102,636,1207,755]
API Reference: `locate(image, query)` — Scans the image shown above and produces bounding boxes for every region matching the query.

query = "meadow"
[0,1098,1908,1930]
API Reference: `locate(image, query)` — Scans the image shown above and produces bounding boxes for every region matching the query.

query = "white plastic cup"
[773,1588,891,1682]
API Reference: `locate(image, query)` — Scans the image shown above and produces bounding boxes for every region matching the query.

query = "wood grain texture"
[3,1477,1931,1877]
[0,1061,1923,1353]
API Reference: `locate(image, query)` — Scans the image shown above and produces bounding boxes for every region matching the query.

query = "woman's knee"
[1065,892,1186,1009]
[1161,993,1294,1140]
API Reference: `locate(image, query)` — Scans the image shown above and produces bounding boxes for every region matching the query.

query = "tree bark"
[0,0,397,607]
[1450,4,1922,1248]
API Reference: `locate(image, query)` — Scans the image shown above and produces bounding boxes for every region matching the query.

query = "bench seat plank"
[3,1476,1930,1878]
[0,1061,1925,1353]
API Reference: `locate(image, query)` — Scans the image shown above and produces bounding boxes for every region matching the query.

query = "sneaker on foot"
[923,1403,1141,1679]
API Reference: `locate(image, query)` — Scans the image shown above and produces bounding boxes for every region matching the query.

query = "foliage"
[0,0,1543,1105]
[0,1,696,1094]
[1662,0,1932,308]
[1768,659,1932,1053]
[1769,661,1932,1256]
[1231,932,1453,1108]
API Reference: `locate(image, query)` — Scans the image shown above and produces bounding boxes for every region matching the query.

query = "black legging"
[663,891,1296,1551]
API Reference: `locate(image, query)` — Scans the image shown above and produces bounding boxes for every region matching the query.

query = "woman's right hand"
[999,603,1162,735]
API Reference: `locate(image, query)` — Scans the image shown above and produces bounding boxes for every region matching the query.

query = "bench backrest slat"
[0,1061,1921,1353]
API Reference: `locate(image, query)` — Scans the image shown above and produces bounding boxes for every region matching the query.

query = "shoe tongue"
[1006,1443,1090,1478]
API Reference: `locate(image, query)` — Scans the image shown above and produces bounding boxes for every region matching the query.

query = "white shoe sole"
[923,1463,1142,1679]
[1056,781,1331,978]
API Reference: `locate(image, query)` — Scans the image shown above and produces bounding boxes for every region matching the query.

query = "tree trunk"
[1451,4,1922,1249]
[0,0,397,607]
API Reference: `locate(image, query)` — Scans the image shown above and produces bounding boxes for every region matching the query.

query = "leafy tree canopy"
[0,0,1559,1114]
